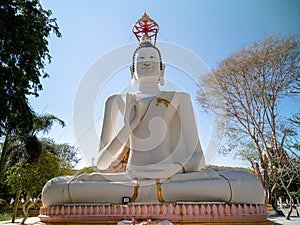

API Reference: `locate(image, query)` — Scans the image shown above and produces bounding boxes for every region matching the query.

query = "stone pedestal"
[39,202,270,224]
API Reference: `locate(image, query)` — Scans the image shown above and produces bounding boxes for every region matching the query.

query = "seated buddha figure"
[96,35,205,180]
[42,19,265,207]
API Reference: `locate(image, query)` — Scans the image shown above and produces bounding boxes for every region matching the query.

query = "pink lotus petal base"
[39,202,269,224]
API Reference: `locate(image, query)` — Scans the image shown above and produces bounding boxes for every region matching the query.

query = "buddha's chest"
[136,95,171,115]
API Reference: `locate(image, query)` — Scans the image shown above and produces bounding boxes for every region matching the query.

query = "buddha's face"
[134,47,161,83]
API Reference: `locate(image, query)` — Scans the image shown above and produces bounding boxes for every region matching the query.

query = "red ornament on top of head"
[132,12,159,46]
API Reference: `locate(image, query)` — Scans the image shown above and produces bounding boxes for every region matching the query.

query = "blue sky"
[33,0,300,168]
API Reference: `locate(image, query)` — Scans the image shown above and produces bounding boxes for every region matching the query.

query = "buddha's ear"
[159,64,165,86]
[130,65,136,88]
[130,65,134,77]
[161,63,165,73]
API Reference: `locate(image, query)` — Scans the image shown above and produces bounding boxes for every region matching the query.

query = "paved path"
[0,217,40,224]
[269,216,300,225]
[268,208,300,225]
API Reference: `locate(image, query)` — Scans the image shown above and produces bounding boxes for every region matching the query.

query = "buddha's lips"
[141,66,154,70]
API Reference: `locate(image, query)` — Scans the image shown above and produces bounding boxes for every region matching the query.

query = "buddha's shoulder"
[161,91,191,99]
[105,94,126,103]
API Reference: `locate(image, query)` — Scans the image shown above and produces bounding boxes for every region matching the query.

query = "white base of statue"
[42,170,265,207]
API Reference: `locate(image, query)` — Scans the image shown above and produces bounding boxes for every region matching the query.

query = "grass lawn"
[0,213,11,221]
[0,213,22,222]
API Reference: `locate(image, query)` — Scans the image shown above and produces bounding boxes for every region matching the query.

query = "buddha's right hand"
[124,93,136,126]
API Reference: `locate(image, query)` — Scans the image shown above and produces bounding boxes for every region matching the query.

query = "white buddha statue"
[96,35,205,180]
[41,16,265,207]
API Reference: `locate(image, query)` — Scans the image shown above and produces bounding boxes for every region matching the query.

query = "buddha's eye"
[149,56,155,59]
[139,56,145,59]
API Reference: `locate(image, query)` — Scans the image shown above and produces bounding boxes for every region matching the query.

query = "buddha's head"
[130,35,165,87]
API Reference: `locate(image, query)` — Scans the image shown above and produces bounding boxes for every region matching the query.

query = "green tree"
[1,113,68,222]
[41,138,80,169]
[0,0,61,173]
[76,166,98,175]
[5,148,73,224]
[2,114,65,175]
[197,34,300,219]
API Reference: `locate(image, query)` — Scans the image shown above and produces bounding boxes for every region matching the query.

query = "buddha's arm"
[97,95,124,170]
[97,94,143,170]
[177,93,205,170]
[97,126,130,170]
[99,95,124,149]
[157,92,204,169]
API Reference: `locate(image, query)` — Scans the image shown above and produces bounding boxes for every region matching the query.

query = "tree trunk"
[20,193,41,225]
[21,201,37,225]
[270,185,282,215]
[254,162,263,183]
[21,213,28,225]
[11,189,21,223]
[286,193,294,220]
[279,178,294,220]
[21,195,30,225]
[261,162,270,203]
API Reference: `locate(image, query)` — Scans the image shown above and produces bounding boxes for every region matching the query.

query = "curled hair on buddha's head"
[131,41,163,73]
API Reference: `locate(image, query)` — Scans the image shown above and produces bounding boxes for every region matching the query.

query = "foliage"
[0,0,61,137]
[41,138,80,168]
[76,166,98,175]
[197,34,300,218]
[0,199,6,214]
[0,0,61,174]
[0,213,13,221]
[4,138,77,198]
[0,1,65,223]
[0,103,76,224]
[5,149,73,198]
[32,114,65,135]
[1,113,65,173]
[5,148,74,224]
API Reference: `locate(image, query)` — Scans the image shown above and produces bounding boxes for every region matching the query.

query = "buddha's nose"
[144,62,150,66]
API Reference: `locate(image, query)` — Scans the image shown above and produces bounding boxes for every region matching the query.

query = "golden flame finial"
[132,12,159,45]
